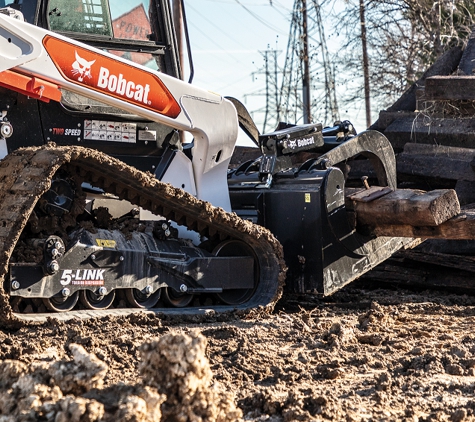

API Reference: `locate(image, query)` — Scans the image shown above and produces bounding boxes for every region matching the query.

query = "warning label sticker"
[83,120,136,143]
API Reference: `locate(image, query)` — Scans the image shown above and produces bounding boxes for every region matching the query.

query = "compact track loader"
[0,0,469,325]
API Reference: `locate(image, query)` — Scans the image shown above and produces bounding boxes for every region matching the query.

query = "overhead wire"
[215,73,260,92]
[186,3,242,46]
[232,0,289,35]
[186,0,289,81]
[186,4,259,92]
[185,0,296,123]
[268,0,293,20]
[187,21,247,66]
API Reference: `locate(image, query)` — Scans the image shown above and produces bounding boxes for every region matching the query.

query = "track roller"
[162,287,194,308]
[125,287,161,308]
[42,292,79,312]
[80,289,115,310]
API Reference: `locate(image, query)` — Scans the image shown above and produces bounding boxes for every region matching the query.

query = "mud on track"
[0,144,284,326]
[1,283,475,421]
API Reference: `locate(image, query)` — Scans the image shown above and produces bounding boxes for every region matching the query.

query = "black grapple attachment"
[228,120,410,296]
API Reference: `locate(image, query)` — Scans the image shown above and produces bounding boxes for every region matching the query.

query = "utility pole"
[263,49,281,132]
[359,0,371,127]
[314,1,338,123]
[302,0,311,123]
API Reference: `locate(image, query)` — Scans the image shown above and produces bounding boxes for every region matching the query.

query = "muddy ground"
[2,281,475,421]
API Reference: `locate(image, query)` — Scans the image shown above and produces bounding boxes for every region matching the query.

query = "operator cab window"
[46,0,176,114]
[47,0,166,71]
[48,0,113,36]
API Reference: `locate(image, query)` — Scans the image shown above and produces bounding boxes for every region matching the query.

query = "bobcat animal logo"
[71,51,95,82]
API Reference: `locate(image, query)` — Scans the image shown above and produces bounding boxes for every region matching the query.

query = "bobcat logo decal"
[71,51,95,82]
[43,36,182,118]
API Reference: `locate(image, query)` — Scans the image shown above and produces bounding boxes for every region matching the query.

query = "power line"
[267,0,293,19]
[186,3,242,46]
[233,0,288,35]
[187,21,243,65]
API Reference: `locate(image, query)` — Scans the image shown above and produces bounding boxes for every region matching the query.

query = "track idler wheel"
[42,291,79,312]
[125,287,161,308]
[212,240,257,305]
[80,289,115,310]
[162,287,193,308]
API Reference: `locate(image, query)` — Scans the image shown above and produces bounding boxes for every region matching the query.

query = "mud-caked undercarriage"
[0,144,284,325]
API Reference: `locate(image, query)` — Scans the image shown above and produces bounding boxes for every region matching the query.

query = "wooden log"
[397,143,475,182]
[381,114,475,153]
[458,26,475,75]
[455,180,475,205]
[229,146,261,168]
[365,209,475,240]
[370,46,462,131]
[369,110,415,134]
[383,115,475,150]
[346,188,460,227]
[425,75,475,101]
[360,263,429,285]
[402,142,475,159]
[398,249,475,273]
[362,261,475,291]
[386,47,463,112]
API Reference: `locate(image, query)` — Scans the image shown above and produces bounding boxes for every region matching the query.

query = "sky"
[182,0,369,142]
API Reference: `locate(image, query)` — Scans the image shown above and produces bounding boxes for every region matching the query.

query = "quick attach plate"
[259,123,324,155]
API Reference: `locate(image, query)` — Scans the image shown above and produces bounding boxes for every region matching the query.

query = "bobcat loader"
[0,0,456,325]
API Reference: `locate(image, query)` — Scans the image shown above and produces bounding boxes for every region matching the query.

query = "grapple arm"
[316,130,397,190]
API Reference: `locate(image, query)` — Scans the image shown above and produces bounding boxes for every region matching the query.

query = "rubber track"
[0,144,285,328]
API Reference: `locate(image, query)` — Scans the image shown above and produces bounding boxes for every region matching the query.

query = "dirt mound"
[2,284,475,420]
[0,332,241,422]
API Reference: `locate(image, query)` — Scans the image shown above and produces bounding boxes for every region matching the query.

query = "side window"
[47,0,168,114]
[47,0,162,70]
[108,2,156,68]
[48,0,113,36]
[111,3,151,42]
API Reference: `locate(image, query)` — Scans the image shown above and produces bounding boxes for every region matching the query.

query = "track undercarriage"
[0,144,285,326]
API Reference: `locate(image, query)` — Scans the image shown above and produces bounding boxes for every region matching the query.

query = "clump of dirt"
[140,331,242,421]
[0,350,106,422]
[0,332,240,422]
[49,343,108,395]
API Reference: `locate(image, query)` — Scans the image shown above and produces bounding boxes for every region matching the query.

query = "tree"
[328,0,475,126]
